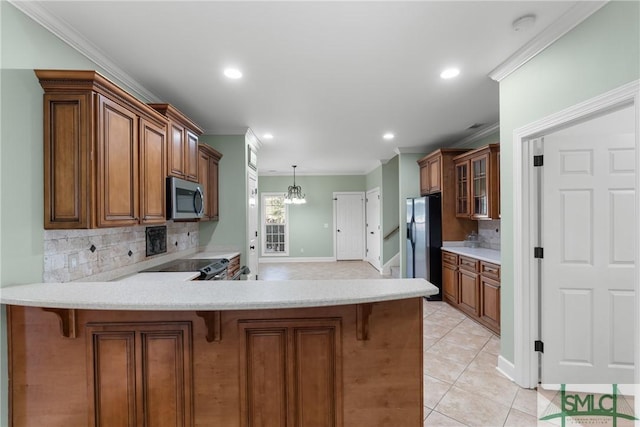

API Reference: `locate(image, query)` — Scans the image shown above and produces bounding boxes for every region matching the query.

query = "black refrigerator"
[406,195,442,300]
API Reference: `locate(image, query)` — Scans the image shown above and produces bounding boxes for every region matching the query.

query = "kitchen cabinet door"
[96,95,139,227]
[139,118,167,224]
[86,322,193,427]
[455,161,470,218]
[471,153,490,219]
[480,276,500,334]
[427,156,441,193]
[442,258,458,304]
[168,122,186,179]
[239,318,342,427]
[197,144,222,221]
[458,268,479,317]
[43,93,92,228]
[419,163,430,196]
[185,131,199,182]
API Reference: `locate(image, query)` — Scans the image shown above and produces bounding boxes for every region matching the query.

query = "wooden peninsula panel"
[8,297,423,427]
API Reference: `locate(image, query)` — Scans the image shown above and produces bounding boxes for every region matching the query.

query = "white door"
[335,193,365,260]
[247,171,259,280]
[541,105,636,385]
[366,188,381,269]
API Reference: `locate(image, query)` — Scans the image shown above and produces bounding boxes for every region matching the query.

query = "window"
[262,193,288,256]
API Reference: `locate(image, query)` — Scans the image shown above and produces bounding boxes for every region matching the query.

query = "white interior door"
[247,171,258,279]
[366,188,381,269]
[541,105,636,385]
[335,193,365,260]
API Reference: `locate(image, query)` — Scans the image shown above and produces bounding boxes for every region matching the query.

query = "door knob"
[337,229,341,232]
[250,245,255,250]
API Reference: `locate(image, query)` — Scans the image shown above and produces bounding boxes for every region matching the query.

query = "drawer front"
[459,256,479,272]
[480,261,500,281]
[442,251,458,266]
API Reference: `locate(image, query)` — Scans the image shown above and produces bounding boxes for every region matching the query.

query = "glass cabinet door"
[455,162,469,217]
[472,155,488,218]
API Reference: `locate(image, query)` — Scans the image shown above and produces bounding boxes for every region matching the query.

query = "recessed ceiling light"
[440,68,460,79]
[263,133,274,140]
[383,132,395,140]
[224,68,242,79]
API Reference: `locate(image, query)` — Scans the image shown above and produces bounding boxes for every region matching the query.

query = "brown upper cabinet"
[149,104,203,183]
[453,144,500,220]
[37,70,169,229]
[198,143,223,221]
[418,148,468,196]
[417,149,476,241]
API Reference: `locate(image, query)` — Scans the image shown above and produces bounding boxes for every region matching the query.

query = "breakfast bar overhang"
[2,278,437,427]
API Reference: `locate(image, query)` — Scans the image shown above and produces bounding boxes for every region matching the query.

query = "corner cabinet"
[149,104,203,183]
[37,70,168,229]
[418,149,468,196]
[453,144,500,220]
[197,144,223,221]
[442,250,500,335]
[417,149,477,241]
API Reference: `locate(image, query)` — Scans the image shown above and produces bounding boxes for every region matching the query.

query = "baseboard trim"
[259,256,337,263]
[382,252,400,276]
[496,355,516,382]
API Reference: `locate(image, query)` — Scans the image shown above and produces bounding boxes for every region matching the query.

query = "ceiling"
[18,1,585,175]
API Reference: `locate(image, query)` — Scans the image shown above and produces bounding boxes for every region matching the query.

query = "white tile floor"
[259,260,539,426]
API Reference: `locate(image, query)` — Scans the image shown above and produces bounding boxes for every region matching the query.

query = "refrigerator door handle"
[407,222,413,243]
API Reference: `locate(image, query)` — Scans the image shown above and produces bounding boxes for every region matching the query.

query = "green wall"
[259,175,365,258]
[498,1,640,363]
[0,2,136,422]
[198,135,248,262]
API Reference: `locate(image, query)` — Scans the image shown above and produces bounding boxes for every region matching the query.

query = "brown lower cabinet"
[441,250,500,335]
[86,322,193,427]
[7,298,423,427]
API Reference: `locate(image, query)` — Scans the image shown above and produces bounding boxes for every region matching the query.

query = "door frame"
[332,191,366,261]
[366,187,382,270]
[511,80,640,388]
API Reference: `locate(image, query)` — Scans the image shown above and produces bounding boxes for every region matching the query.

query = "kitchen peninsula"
[2,278,436,427]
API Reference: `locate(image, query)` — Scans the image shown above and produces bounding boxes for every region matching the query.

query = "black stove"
[143,258,229,280]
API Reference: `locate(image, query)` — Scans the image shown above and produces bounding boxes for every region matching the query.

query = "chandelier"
[284,165,306,204]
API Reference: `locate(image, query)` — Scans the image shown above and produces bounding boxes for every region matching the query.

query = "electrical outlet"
[68,253,79,270]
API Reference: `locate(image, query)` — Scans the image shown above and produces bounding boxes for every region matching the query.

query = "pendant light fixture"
[284,165,306,204]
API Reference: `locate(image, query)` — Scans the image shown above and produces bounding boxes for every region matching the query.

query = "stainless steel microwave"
[167,176,204,220]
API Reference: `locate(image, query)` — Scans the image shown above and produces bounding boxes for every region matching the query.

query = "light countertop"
[441,245,501,264]
[0,279,438,311]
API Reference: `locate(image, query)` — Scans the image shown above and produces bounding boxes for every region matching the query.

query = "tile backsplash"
[44,222,199,282]
[477,220,501,250]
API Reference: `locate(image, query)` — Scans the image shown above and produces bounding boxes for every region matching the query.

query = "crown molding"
[489,1,608,82]
[394,146,429,155]
[450,122,500,148]
[245,128,264,151]
[8,0,161,103]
